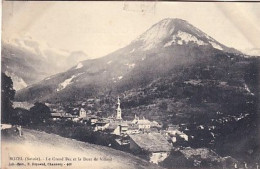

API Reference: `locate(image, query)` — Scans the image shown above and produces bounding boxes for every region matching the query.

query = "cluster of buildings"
[49,97,189,164]
[13,97,189,164]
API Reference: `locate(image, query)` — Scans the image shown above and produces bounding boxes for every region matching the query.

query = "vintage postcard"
[1,1,260,169]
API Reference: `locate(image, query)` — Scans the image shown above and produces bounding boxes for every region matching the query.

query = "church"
[116,96,122,120]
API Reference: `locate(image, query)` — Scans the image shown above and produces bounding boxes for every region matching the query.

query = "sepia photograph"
[1,1,260,169]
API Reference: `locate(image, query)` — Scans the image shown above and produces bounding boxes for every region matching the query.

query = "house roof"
[132,119,151,125]
[63,113,74,118]
[137,119,151,125]
[51,113,63,117]
[95,122,108,127]
[95,121,107,125]
[89,115,99,119]
[79,108,86,111]
[151,121,160,126]
[105,120,129,130]
[180,148,220,160]
[106,123,119,130]
[167,124,180,130]
[51,113,75,118]
[82,115,99,120]
[129,133,172,152]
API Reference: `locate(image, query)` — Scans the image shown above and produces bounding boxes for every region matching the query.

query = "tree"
[1,73,15,123]
[159,101,168,110]
[13,108,32,126]
[29,102,51,123]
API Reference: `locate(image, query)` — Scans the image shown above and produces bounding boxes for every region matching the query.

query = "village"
[45,96,189,164]
[10,97,251,168]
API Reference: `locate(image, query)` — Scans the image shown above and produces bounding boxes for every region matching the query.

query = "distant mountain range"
[2,37,88,90]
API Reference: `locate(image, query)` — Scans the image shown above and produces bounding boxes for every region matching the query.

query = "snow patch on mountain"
[118,76,123,80]
[45,77,51,80]
[198,125,205,130]
[75,63,83,69]
[209,41,223,50]
[130,49,135,53]
[210,132,215,138]
[244,84,254,95]
[5,71,27,91]
[205,34,215,42]
[234,113,250,121]
[191,25,215,41]
[57,73,83,91]
[208,126,216,131]
[164,31,206,47]
[57,76,77,91]
[164,39,176,47]
[16,79,28,90]
[107,60,112,64]
[177,31,206,45]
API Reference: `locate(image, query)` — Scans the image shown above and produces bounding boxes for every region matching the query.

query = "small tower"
[134,114,139,120]
[116,96,122,120]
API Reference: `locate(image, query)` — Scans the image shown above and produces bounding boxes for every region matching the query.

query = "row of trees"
[1,73,51,125]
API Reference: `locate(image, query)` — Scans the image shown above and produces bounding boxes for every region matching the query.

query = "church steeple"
[116,96,122,120]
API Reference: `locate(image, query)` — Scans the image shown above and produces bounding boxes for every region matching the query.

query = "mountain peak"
[135,18,177,50]
[134,18,226,51]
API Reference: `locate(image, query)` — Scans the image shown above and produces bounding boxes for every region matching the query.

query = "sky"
[2,1,260,58]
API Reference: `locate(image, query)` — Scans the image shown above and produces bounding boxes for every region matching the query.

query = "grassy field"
[2,128,163,169]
